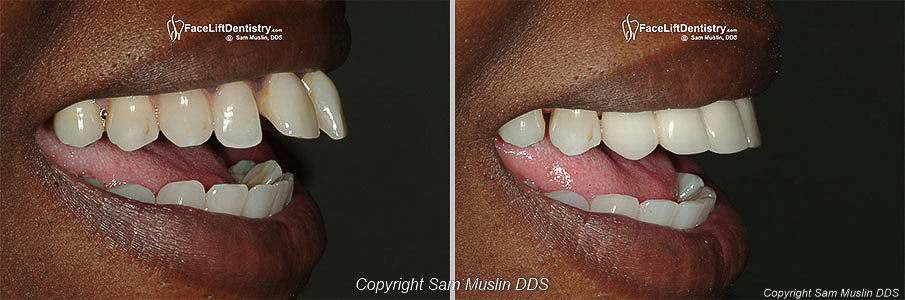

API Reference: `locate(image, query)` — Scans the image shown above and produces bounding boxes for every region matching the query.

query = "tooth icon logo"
[622,14,640,42]
[167,14,185,42]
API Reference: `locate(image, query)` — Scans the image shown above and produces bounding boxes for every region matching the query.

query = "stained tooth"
[676,172,705,202]
[671,200,706,230]
[498,109,545,147]
[654,108,709,155]
[240,160,282,188]
[734,98,762,148]
[548,109,601,156]
[257,73,320,139]
[53,100,104,147]
[157,180,205,209]
[107,183,155,204]
[600,111,658,160]
[82,175,103,188]
[543,190,589,211]
[212,81,262,148]
[243,185,276,218]
[269,180,292,216]
[106,96,159,151]
[695,187,717,226]
[278,172,295,206]
[301,71,347,140]
[157,89,214,147]
[206,184,248,215]
[589,194,640,219]
[228,160,256,183]
[638,200,678,226]
[701,100,749,154]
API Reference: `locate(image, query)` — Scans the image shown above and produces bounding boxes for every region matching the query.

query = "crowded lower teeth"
[98,160,295,218]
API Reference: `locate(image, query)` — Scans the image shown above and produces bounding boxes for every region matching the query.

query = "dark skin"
[2,1,349,298]
[456,1,779,298]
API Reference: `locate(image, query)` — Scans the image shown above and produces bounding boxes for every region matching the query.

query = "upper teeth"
[51,71,346,151]
[498,98,761,159]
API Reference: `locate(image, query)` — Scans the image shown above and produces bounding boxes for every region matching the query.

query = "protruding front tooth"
[638,200,678,226]
[671,200,705,230]
[270,179,293,216]
[700,100,748,154]
[106,96,159,151]
[257,73,320,139]
[549,109,601,156]
[53,100,104,147]
[240,160,282,188]
[734,98,761,148]
[589,194,640,219]
[228,160,256,183]
[212,82,262,148]
[695,186,717,226]
[301,71,347,140]
[157,89,214,147]
[107,183,155,204]
[205,184,248,215]
[157,180,206,209]
[654,108,709,155]
[243,185,276,218]
[544,190,589,211]
[676,172,705,202]
[498,109,545,147]
[600,111,658,160]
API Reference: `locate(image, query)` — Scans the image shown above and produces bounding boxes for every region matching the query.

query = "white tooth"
[498,109,545,147]
[589,194,640,219]
[243,185,276,218]
[544,190,589,211]
[278,172,295,206]
[205,184,248,215]
[700,100,748,154]
[654,108,709,155]
[107,183,155,204]
[240,160,282,188]
[600,111,658,160]
[212,81,262,148]
[82,175,103,188]
[157,89,214,147]
[106,96,159,151]
[301,71,347,140]
[734,98,762,148]
[676,172,705,202]
[269,180,292,216]
[695,186,717,226]
[638,200,678,226]
[257,73,320,139]
[671,200,706,230]
[157,180,205,209]
[548,109,601,156]
[228,160,256,183]
[53,100,104,147]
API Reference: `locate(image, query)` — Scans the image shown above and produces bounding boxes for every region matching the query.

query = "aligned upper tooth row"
[543,172,715,230]
[498,98,761,159]
[53,71,347,151]
[94,160,294,218]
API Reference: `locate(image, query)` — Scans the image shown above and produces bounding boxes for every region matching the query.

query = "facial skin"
[1,2,348,298]
[456,1,778,298]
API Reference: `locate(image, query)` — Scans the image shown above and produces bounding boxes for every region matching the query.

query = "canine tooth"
[240,160,282,188]
[600,111,658,160]
[589,194,640,219]
[157,180,205,209]
[270,179,293,216]
[53,100,104,147]
[212,81,262,148]
[701,100,748,154]
[676,172,705,202]
[228,160,256,183]
[257,73,320,139]
[638,200,678,226]
[243,185,276,218]
[734,98,761,148]
[301,71,347,140]
[499,109,545,147]
[106,96,159,151]
[544,190,589,211]
[695,187,717,226]
[82,175,103,188]
[107,183,155,204]
[278,172,295,206]
[206,184,248,215]
[549,109,601,156]
[671,200,705,230]
[157,90,213,147]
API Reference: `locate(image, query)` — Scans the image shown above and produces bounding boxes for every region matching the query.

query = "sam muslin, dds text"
[356,277,549,294]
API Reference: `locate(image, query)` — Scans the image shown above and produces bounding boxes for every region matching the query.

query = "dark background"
[267,2,449,299]
[693,2,904,298]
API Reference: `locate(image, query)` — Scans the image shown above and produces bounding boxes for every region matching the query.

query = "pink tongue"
[496,135,677,202]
